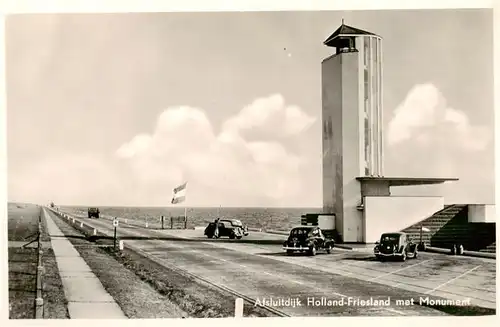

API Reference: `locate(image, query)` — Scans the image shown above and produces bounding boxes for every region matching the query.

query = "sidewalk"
[43,208,127,319]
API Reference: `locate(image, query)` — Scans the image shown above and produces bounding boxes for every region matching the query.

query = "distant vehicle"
[50,202,55,208]
[282,226,335,256]
[204,219,248,239]
[374,232,418,261]
[88,207,100,218]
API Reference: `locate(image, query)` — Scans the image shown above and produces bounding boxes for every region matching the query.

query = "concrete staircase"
[402,204,467,245]
[401,204,496,252]
[480,242,496,253]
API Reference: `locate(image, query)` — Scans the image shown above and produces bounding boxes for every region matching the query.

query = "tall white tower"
[322,22,384,242]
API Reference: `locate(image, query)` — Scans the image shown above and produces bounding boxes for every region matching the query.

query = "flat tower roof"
[356,176,459,187]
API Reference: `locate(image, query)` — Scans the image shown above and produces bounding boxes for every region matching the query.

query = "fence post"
[234,298,243,317]
[35,298,44,319]
[171,217,173,229]
[184,216,187,229]
[35,222,44,319]
[161,216,164,229]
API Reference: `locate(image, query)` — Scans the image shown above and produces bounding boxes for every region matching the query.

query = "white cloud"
[387,83,490,151]
[222,93,316,138]
[385,83,494,204]
[115,94,315,206]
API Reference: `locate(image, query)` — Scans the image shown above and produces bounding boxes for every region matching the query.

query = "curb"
[426,246,496,259]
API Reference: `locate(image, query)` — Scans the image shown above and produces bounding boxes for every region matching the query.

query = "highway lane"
[50,211,461,316]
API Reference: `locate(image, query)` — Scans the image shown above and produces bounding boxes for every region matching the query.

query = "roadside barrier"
[48,208,125,253]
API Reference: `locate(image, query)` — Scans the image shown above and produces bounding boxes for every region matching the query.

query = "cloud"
[387,83,490,151]
[384,83,494,203]
[115,94,315,206]
[222,94,316,138]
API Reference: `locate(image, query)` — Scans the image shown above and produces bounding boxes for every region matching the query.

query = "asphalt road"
[53,210,496,316]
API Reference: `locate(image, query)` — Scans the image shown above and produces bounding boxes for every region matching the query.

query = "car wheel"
[286,250,293,256]
[236,236,242,239]
[229,234,235,239]
[309,246,316,256]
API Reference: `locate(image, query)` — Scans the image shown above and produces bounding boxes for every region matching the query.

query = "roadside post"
[113,217,119,250]
[119,240,124,251]
[171,217,173,229]
[161,215,164,229]
[234,298,243,317]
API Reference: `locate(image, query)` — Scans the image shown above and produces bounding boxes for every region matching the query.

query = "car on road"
[88,207,100,219]
[374,232,418,261]
[204,219,249,239]
[282,226,335,256]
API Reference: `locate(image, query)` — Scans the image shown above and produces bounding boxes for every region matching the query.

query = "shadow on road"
[341,256,378,262]
[257,251,332,257]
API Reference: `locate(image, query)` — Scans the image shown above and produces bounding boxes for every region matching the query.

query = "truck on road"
[88,207,100,218]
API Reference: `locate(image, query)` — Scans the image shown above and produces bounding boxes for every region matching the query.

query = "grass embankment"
[8,203,68,319]
[50,210,279,318]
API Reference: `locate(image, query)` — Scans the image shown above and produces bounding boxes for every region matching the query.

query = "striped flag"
[171,182,187,204]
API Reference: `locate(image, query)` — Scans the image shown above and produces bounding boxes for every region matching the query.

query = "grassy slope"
[8,203,68,319]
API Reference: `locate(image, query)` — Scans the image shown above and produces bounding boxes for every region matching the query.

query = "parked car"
[374,232,418,261]
[88,207,100,218]
[282,226,335,256]
[204,219,248,239]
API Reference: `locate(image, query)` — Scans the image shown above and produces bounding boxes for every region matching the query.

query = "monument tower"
[321,22,457,243]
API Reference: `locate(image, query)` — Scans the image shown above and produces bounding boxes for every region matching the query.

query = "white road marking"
[425,265,482,295]
[369,259,433,281]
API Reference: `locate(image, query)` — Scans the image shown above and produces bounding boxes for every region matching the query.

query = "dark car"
[282,226,335,256]
[204,219,248,239]
[374,232,418,261]
[88,207,100,218]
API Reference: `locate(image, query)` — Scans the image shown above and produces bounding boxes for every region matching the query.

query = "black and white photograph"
[3,1,498,322]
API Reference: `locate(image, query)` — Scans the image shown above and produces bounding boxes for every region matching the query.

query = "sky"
[5,9,495,207]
